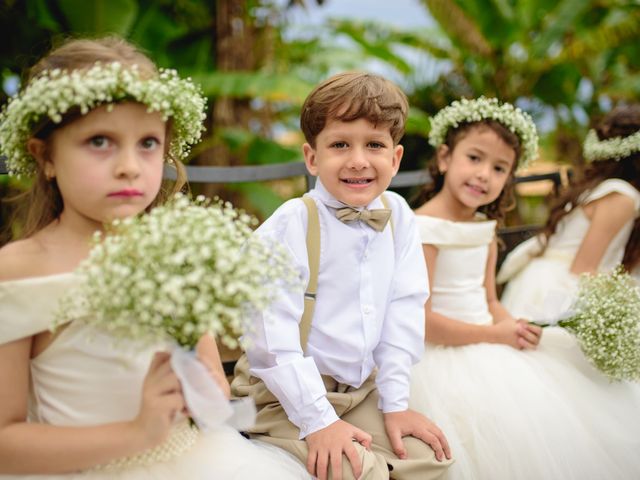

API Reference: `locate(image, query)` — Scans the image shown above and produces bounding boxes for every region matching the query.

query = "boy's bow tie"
[335,206,391,232]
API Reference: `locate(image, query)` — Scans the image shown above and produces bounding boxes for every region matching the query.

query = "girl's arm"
[571,192,636,275]
[485,239,541,349]
[0,339,183,475]
[195,333,231,398]
[423,243,533,349]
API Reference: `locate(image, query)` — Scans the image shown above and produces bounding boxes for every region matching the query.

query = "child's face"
[303,117,402,207]
[437,126,515,212]
[29,102,166,228]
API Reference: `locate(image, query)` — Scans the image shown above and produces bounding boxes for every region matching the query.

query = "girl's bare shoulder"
[0,238,51,282]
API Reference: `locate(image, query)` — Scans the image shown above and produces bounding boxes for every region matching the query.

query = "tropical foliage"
[1,0,639,230]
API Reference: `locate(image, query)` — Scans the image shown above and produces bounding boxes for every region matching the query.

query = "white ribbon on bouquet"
[170,348,256,432]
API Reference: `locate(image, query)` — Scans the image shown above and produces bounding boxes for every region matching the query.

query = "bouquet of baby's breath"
[534,266,640,381]
[56,193,300,349]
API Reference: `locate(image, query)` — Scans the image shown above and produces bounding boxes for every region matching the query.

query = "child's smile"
[303,118,403,207]
[437,126,515,216]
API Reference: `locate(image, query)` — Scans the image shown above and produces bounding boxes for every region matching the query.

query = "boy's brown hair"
[300,71,408,146]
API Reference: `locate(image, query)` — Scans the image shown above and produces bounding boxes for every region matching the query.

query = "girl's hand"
[515,319,542,349]
[490,320,527,350]
[132,352,185,449]
[491,319,542,350]
[196,334,231,398]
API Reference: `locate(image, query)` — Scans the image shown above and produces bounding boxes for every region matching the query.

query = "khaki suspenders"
[298,194,393,352]
[300,196,320,352]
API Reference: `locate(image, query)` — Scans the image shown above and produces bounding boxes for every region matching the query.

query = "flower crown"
[583,129,640,163]
[428,97,539,170]
[0,62,207,178]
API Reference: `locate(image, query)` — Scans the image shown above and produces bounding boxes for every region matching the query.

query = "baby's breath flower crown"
[428,96,539,170]
[583,129,640,163]
[0,62,207,178]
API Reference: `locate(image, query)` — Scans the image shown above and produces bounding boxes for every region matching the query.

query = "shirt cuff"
[249,356,340,439]
[376,380,409,413]
[296,396,340,439]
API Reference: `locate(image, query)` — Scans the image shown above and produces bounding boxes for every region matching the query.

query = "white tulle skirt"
[3,425,311,480]
[410,328,640,480]
[500,255,579,321]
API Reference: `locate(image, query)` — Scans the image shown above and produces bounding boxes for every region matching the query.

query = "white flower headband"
[428,96,539,170]
[583,129,640,163]
[0,62,207,178]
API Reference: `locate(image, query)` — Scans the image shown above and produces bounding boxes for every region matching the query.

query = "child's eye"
[89,136,110,149]
[368,142,385,149]
[494,165,507,173]
[140,137,161,150]
[467,154,480,162]
[331,141,348,149]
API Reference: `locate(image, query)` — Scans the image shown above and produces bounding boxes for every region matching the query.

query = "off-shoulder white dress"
[409,215,640,480]
[499,178,640,319]
[0,273,310,479]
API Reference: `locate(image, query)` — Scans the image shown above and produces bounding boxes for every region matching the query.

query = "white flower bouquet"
[534,266,640,381]
[56,193,300,350]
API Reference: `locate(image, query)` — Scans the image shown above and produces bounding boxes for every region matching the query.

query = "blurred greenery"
[1,0,639,236]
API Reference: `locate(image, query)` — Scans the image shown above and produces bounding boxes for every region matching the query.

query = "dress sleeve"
[0,274,76,345]
[415,214,496,247]
[581,179,640,215]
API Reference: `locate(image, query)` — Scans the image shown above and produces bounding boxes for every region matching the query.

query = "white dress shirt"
[246,179,428,439]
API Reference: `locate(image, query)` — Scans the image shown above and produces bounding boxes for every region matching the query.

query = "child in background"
[409,97,640,480]
[0,37,309,479]
[232,71,452,480]
[499,104,640,319]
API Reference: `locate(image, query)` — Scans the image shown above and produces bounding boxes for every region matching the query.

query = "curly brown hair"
[541,104,640,271]
[8,36,187,240]
[414,120,521,224]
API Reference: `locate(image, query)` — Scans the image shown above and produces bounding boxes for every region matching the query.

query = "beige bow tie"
[335,206,391,232]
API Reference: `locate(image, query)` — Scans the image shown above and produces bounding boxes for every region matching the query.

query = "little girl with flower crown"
[499,104,640,318]
[408,97,640,479]
[0,37,309,479]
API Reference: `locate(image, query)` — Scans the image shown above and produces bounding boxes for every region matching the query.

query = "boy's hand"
[383,409,451,462]
[305,419,372,480]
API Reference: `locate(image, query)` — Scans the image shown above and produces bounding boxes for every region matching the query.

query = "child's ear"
[436,144,450,174]
[302,143,319,176]
[390,144,403,176]
[27,138,55,179]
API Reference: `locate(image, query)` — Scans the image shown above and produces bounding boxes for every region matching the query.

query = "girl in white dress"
[0,37,309,479]
[499,104,640,319]
[409,98,640,479]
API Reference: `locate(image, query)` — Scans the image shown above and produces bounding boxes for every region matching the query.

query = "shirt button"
[363,306,372,315]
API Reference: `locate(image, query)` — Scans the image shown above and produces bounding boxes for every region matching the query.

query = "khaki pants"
[232,355,452,480]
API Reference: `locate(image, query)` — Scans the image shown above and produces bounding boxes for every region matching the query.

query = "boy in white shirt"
[232,72,452,480]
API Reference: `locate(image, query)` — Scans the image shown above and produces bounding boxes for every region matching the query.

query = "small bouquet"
[56,193,301,429]
[56,193,299,349]
[534,266,640,382]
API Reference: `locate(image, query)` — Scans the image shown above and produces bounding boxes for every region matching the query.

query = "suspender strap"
[380,194,394,235]
[300,195,320,351]
[298,193,393,352]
